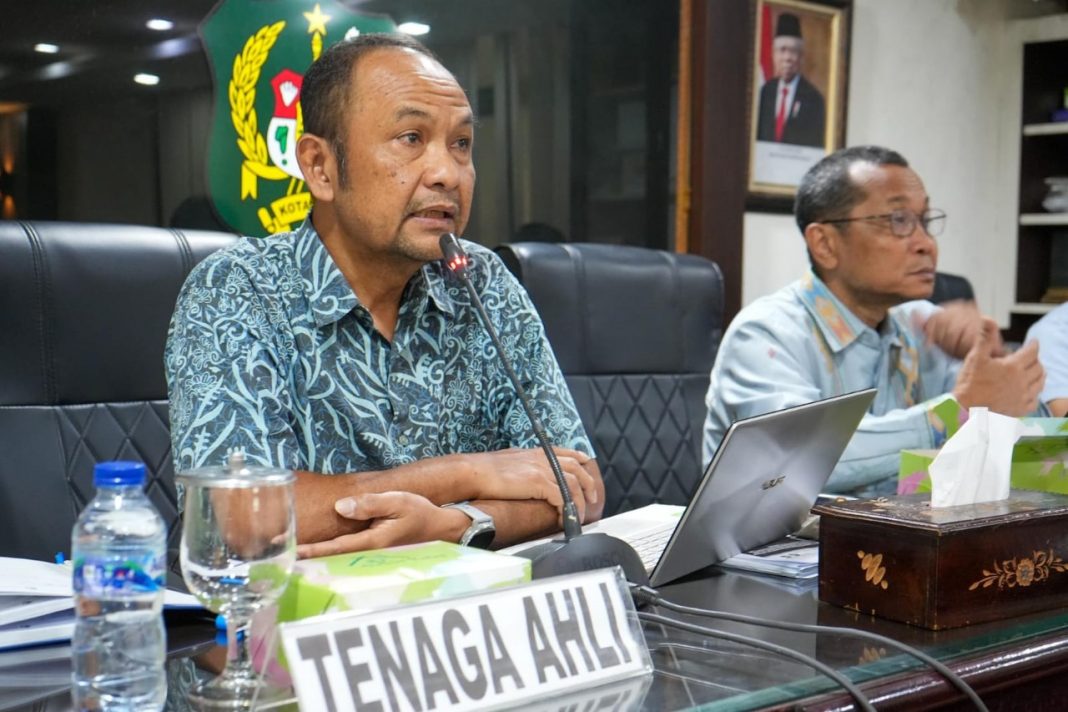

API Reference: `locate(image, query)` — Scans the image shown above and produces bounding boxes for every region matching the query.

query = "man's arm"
[295,457,605,558]
[705,316,960,494]
[475,457,605,546]
[707,305,1046,495]
[292,448,603,546]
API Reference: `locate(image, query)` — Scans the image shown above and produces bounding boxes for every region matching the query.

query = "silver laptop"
[503,389,875,587]
[645,388,874,586]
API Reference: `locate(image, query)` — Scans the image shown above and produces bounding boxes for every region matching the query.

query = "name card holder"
[280,567,652,711]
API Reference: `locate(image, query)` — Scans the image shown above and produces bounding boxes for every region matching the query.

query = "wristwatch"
[444,501,496,549]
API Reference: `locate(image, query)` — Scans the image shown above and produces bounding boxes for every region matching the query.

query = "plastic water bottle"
[72,461,167,711]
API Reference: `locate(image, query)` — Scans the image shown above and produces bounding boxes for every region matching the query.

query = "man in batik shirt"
[166,34,602,556]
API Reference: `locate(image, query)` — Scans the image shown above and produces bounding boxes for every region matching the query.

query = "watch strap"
[444,501,495,548]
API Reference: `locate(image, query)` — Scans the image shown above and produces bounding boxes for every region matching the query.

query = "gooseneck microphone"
[439,233,648,585]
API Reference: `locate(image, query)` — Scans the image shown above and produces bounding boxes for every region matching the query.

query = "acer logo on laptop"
[761,475,786,490]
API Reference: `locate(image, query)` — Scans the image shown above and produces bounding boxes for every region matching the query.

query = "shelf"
[1012,302,1058,315]
[1010,39,1068,344]
[1019,213,1068,225]
[1023,122,1068,136]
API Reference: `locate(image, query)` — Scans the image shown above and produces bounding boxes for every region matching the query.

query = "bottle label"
[73,555,164,596]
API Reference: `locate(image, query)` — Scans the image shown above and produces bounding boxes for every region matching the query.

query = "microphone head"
[439,233,468,276]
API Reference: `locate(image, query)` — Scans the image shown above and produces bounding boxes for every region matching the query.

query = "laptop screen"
[649,389,875,587]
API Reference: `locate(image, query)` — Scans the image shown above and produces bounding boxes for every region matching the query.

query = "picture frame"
[746,0,850,212]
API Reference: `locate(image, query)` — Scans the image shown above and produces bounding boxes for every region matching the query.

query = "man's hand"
[921,302,1003,360]
[464,447,598,522]
[295,492,469,559]
[292,448,604,547]
[953,320,1045,416]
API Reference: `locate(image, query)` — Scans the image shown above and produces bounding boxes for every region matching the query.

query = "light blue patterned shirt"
[703,272,965,497]
[1027,302,1068,404]
[165,219,592,473]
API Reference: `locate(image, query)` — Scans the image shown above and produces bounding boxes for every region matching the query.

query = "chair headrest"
[496,242,724,375]
[931,271,976,305]
[0,221,237,406]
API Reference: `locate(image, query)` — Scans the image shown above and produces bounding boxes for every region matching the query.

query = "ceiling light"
[146,18,174,31]
[397,22,430,36]
[134,73,160,86]
[34,43,59,54]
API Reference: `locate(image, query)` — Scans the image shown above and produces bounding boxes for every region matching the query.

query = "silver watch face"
[462,519,495,548]
[448,501,495,547]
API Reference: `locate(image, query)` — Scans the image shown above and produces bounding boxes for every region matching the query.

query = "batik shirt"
[165,219,593,473]
[702,271,965,497]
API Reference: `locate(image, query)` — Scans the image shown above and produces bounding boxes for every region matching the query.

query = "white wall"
[740,0,1067,324]
[741,212,805,305]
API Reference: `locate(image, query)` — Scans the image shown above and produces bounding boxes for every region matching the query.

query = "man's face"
[332,47,475,264]
[830,163,939,311]
[773,36,803,82]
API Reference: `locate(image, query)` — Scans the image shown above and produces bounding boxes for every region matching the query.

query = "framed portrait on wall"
[747,0,850,207]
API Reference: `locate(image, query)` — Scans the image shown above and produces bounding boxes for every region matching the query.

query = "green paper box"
[898,418,1068,495]
[251,540,531,684]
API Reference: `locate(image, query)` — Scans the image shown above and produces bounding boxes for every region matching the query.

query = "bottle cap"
[93,461,147,486]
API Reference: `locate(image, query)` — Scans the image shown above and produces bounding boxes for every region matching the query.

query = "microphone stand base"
[516,532,650,586]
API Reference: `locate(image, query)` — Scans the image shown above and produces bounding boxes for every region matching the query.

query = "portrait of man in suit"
[756,12,826,149]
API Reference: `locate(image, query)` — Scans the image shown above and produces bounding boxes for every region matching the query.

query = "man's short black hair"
[300,33,440,184]
[794,145,909,235]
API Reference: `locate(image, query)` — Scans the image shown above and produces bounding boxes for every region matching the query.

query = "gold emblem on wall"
[857,550,889,590]
[230,21,290,201]
[201,0,394,235]
[968,549,1068,591]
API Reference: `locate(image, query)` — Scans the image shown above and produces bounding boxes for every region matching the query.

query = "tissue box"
[814,490,1068,629]
[898,419,1068,496]
[252,541,530,682]
[275,541,530,619]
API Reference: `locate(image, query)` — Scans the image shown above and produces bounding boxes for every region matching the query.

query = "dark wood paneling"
[689,0,750,322]
[687,0,853,322]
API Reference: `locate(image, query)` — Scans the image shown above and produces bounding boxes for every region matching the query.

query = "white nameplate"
[280,567,652,712]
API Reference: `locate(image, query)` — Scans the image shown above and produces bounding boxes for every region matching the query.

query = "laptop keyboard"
[625,522,676,572]
[496,503,685,574]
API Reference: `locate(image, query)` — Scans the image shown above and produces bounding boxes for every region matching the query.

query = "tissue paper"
[929,408,1037,507]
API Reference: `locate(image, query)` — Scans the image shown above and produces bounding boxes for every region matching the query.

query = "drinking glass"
[177,452,296,709]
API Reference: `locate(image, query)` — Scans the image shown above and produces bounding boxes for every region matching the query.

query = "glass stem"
[225,612,257,684]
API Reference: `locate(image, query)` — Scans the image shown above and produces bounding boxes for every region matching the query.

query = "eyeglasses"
[820,208,947,238]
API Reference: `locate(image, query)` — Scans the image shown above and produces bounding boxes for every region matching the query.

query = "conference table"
[7,564,1068,711]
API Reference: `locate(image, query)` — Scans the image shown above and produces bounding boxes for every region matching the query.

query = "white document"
[0,557,201,651]
[717,539,819,579]
[0,557,199,607]
[0,597,73,628]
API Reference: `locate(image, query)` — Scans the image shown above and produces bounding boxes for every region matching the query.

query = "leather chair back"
[496,242,724,516]
[931,271,976,304]
[0,221,237,572]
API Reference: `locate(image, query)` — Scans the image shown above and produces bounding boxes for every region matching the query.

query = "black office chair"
[0,221,237,579]
[931,271,976,304]
[496,242,724,516]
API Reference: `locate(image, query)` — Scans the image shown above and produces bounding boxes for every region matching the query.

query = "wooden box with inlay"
[813,491,1068,630]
